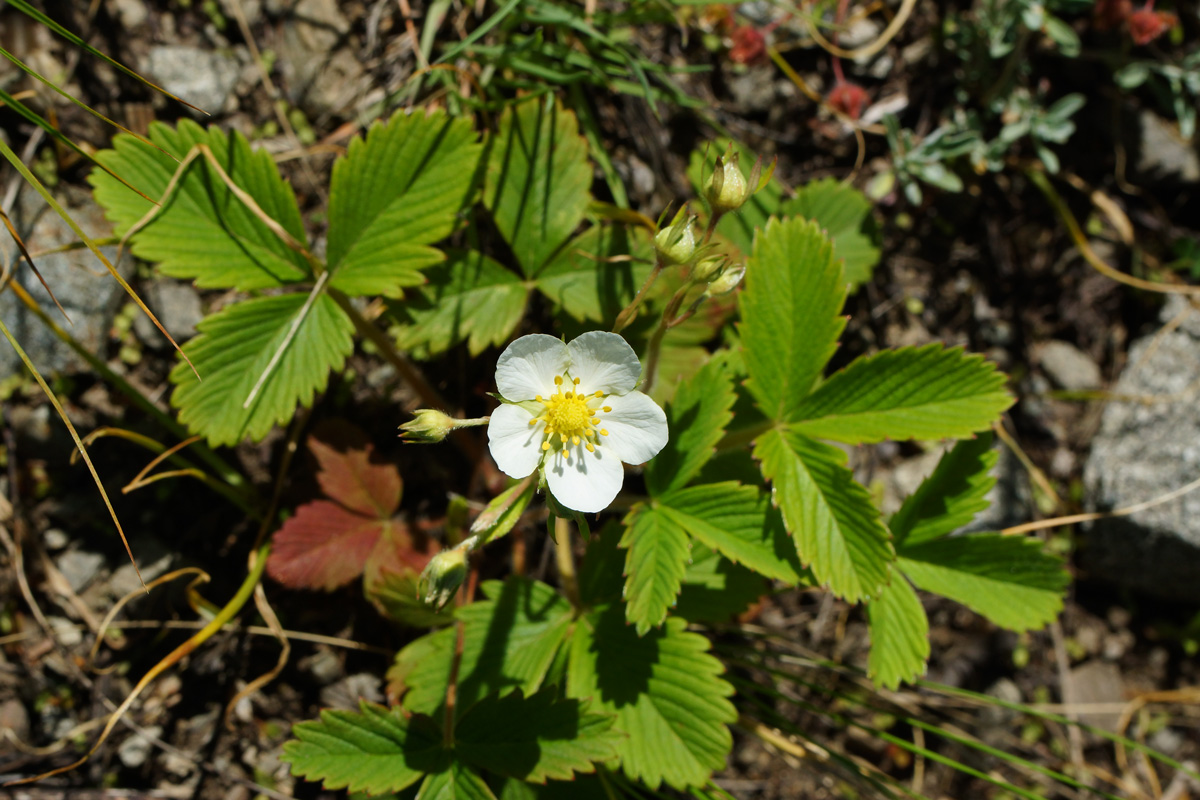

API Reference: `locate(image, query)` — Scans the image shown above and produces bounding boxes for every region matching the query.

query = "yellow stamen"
[602,406,612,412]
[586,443,595,452]
[600,429,609,436]
[541,441,550,451]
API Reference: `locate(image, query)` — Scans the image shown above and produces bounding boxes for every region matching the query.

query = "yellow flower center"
[529,375,611,453]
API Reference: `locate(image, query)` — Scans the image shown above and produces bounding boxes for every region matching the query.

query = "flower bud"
[418,547,467,610]
[705,151,749,215]
[399,409,455,443]
[653,207,697,266]
[705,265,745,297]
[691,256,725,283]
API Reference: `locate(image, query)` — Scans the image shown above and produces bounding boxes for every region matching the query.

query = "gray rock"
[277,0,366,117]
[42,527,69,550]
[725,65,778,114]
[1036,339,1102,392]
[0,698,30,742]
[144,45,241,115]
[1063,660,1124,731]
[1084,297,1200,601]
[55,548,105,593]
[132,279,204,347]
[0,188,127,376]
[110,540,175,598]
[319,673,382,709]
[1134,109,1200,184]
[118,725,162,768]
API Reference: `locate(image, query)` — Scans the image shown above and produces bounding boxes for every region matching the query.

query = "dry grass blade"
[87,567,210,668]
[0,205,71,323]
[244,271,330,409]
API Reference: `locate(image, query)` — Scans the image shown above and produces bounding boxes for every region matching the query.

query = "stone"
[319,673,382,709]
[1084,296,1200,601]
[725,65,778,114]
[118,725,162,768]
[1063,660,1124,731]
[110,540,174,599]
[42,527,69,550]
[0,187,127,376]
[144,45,241,116]
[132,279,204,348]
[1133,109,1200,184]
[1036,340,1102,392]
[0,698,30,742]
[276,0,366,117]
[55,549,105,593]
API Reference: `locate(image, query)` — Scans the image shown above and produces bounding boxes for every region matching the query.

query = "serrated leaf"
[644,355,736,495]
[867,575,930,689]
[282,703,448,795]
[789,344,1013,444]
[484,97,592,276]
[169,293,354,446]
[391,578,574,718]
[739,217,846,422]
[567,605,735,790]
[266,501,390,591]
[90,119,310,290]
[620,504,691,635]
[391,249,527,357]
[891,434,997,548]
[898,535,1067,631]
[535,224,654,323]
[658,483,804,584]
[455,690,621,783]
[755,427,894,601]
[416,763,497,800]
[309,433,402,518]
[781,178,881,289]
[325,110,481,297]
[674,547,770,624]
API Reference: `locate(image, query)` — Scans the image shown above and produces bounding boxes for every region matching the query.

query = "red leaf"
[309,433,402,518]
[363,520,438,591]
[1127,6,1177,44]
[266,501,386,591]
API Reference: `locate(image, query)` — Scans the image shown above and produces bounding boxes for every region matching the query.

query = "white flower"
[487,331,668,513]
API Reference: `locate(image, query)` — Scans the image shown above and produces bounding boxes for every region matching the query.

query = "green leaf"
[898,535,1067,631]
[326,110,482,297]
[416,763,497,800]
[789,344,1013,444]
[658,483,804,584]
[391,578,574,718]
[90,119,310,290]
[484,96,592,276]
[391,249,527,358]
[169,293,354,446]
[739,217,846,422]
[456,689,621,783]
[620,504,691,635]
[567,606,736,790]
[282,703,448,795]
[780,178,880,289]
[644,355,736,495]
[577,522,626,607]
[675,547,770,625]
[754,427,894,601]
[890,434,997,548]
[471,479,539,546]
[535,224,653,322]
[866,575,930,689]
[496,775,610,800]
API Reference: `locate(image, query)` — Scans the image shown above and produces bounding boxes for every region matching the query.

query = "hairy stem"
[613,258,664,333]
[554,516,579,607]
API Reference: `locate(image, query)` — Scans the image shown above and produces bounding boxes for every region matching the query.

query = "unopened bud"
[400,409,455,443]
[653,207,697,266]
[691,256,725,283]
[705,151,749,215]
[705,266,745,297]
[418,547,467,610]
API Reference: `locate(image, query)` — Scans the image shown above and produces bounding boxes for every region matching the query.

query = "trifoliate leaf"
[781,178,881,289]
[658,482,804,584]
[536,225,653,323]
[898,535,1067,631]
[755,427,894,601]
[484,96,592,276]
[890,434,998,548]
[620,503,691,635]
[739,217,846,423]
[644,355,736,496]
[567,605,736,790]
[90,119,310,290]
[866,575,930,689]
[169,293,354,446]
[390,578,574,718]
[282,703,448,795]
[415,763,496,800]
[789,344,1013,444]
[391,249,528,357]
[267,501,401,591]
[326,110,482,297]
[455,690,621,783]
[675,547,770,625]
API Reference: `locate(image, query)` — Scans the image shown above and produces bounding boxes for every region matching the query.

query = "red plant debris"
[828,81,870,120]
[1127,3,1178,44]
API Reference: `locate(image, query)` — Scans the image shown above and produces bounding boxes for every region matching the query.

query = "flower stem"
[641,280,696,396]
[554,516,579,607]
[613,258,664,333]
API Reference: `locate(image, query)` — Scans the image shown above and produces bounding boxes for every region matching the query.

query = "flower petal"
[567,331,642,395]
[487,403,544,479]
[496,334,570,401]
[544,440,625,513]
[598,390,668,465]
